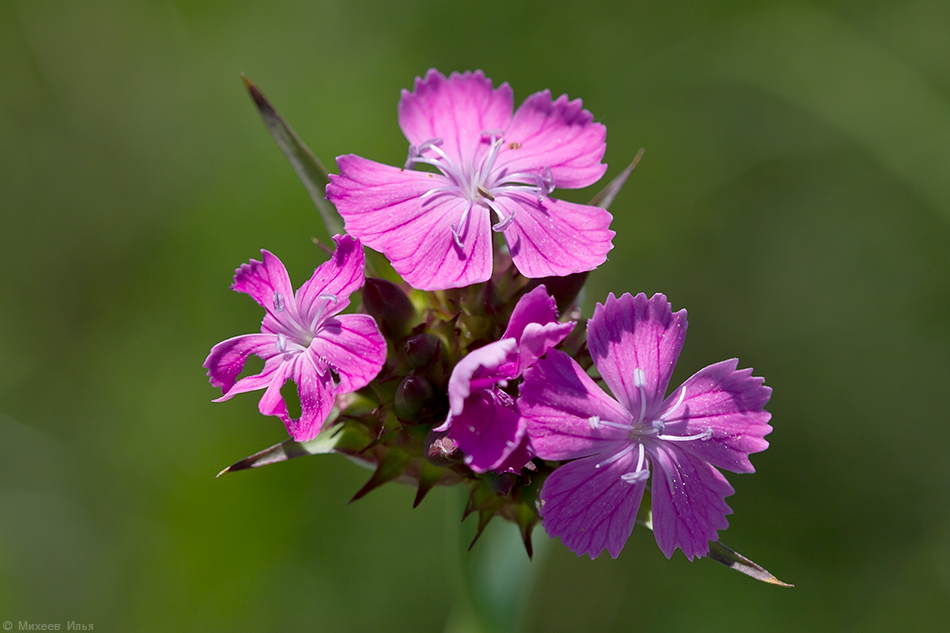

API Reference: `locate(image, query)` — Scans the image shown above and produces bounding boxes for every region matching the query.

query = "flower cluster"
[205,69,774,567]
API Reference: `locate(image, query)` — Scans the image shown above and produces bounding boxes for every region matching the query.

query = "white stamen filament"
[594,443,635,469]
[406,134,557,246]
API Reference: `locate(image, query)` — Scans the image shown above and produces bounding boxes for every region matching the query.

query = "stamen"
[588,416,601,430]
[273,292,285,313]
[631,367,647,422]
[276,333,287,353]
[658,386,687,422]
[621,444,649,484]
[657,427,714,442]
[477,185,495,201]
[594,443,635,469]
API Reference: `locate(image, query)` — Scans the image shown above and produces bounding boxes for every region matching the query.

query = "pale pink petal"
[500,195,614,279]
[295,234,365,322]
[308,314,387,394]
[588,293,687,420]
[231,250,301,332]
[446,392,525,474]
[540,449,646,559]
[328,155,493,290]
[649,442,734,561]
[398,69,514,168]
[522,350,633,460]
[657,359,772,474]
[204,333,279,394]
[494,91,607,190]
[445,339,517,417]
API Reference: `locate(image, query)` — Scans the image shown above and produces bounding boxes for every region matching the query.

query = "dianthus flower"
[434,285,574,473]
[203,235,386,442]
[520,293,771,560]
[326,69,615,291]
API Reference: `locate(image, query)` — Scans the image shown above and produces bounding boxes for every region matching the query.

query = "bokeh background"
[3,0,950,631]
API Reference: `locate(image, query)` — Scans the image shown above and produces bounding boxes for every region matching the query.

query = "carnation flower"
[520,293,772,560]
[203,235,386,441]
[326,69,615,290]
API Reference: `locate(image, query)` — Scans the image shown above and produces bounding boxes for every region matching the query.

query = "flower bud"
[394,375,434,421]
[362,278,418,341]
[404,333,440,369]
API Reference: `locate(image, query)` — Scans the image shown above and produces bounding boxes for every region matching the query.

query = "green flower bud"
[362,278,418,341]
[394,375,434,421]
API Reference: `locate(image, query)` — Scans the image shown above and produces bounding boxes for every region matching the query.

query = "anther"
[477,185,495,201]
[273,292,285,313]
[276,333,287,353]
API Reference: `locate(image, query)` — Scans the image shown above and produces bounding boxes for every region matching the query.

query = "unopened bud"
[404,333,440,369]
[362,278,418,341]
[394,375,434,421]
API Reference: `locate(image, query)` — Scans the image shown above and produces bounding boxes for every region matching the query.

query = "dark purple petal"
[398,69,514,168]
[588,293,687,421]
[446,391,525,474]
[445,338,517,416]
[522,350,633,460]
[657,359,772,474]
[540,449,646,559]
[203,333,280,394]
[295,234,365,323]
[494,90,607,190]
[308,314,387,394]
[500,195,614,279]
[649,442,734,561]
[328,155,493,290]
[502,284,560,341]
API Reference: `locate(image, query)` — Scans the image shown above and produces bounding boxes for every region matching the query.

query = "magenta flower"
[326,69,615,291]
[434,285,574,473]
[203,235,386,442]
[521,293,771,560]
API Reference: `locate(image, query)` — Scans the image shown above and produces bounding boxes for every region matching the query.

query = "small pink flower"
[204,235,386,441]
[326,69,615,291]
[521,293,772,560]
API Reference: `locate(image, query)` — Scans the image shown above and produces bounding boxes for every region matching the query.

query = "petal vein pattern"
[327,69,614,290]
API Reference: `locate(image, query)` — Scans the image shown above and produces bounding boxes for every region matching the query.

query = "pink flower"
[434,285,574,473]
[326,69,615,291]
[203,235,386,442]
[520,293,772,560]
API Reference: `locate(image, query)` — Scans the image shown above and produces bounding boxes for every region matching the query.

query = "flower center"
[405,133,556,248]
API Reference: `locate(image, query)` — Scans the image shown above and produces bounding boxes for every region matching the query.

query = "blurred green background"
[3,0,950,630]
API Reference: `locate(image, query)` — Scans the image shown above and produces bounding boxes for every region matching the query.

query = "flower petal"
[308,314,387,394]
[258,351,335,442]
[502,284,559,340]
[295,234,365,323]
[657,359,772,474]
[494,90,607,190]
[521,350,633,460]
[540,449,646,559]
[500,195,614,279]
[203,333,280,394]
[328,154,493,290]
[649,442,734,561]
[231,250,301,329]
[445,338,518,416]
[446,391,525,474]
[588,293,687,421]
[398,69,514,168]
